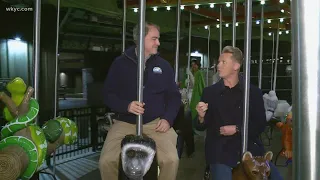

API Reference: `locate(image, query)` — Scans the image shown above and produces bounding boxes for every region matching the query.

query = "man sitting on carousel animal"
[196,46,283,180]
[99,22,181,180]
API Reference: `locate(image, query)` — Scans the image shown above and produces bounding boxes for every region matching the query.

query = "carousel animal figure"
[262,91,278,122]
[275,108,293,161]
[232,151,273,180]
[0,77,78,180]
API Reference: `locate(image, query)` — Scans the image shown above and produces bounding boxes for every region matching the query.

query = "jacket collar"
[217,73,244,93]
[123,45,159,64]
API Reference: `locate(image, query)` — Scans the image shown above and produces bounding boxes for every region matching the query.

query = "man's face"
[217,53,240,79]
[144,26,160,56]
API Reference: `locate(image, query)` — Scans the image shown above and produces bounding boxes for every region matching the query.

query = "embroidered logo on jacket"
[153,67,162,74]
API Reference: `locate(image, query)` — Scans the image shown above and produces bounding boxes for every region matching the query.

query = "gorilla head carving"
[121,135,156,180]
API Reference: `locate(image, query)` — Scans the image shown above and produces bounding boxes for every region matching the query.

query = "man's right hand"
[196,102,208,123]
[128,101,145,115]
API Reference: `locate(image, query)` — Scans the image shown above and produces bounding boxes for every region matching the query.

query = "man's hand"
[220,125,237,136]
[155,119,170,133]
[128,101,145,115]
[196,102,208,123]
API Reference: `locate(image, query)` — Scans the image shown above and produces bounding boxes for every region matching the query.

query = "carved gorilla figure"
[118,134,158,180]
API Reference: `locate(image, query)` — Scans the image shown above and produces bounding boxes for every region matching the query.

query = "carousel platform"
[39,127,291,180]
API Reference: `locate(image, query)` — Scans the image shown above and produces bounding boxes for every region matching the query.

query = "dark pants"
[173,104,195,158]
[210,162,283,180]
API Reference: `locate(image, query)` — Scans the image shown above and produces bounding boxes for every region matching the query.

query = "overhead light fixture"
[210,3,214,8]
[195,4,199,9]
[153,7,157,11]
[256,20,260,25]
[226,2,231,7]
[225,23,229,27]
[217,18,220,21]
[268,32,272,36]
[236,22,239,26]
[268,19,271,23]
[280,18,284,22]
[216,24,220,28]
[279,31,282,35]
[166,6,171,10]
[279,0,284,3]
[204,25,208,29]
[181,5,185,10]
[261,0,265,5]
[286,30,289,34]
[15,37,21,41]
[133,8,138,13]
[281,9,285,13]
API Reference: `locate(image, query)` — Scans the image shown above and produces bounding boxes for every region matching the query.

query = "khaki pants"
[99,118,179,180]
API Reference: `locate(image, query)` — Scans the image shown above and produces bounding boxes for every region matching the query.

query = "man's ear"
[233,62,241,71]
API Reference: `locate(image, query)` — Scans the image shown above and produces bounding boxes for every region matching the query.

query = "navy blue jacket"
[103,46,181,126]
[198,78,266,167]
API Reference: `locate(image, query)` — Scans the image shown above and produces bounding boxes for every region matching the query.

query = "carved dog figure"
[232,151,273,180]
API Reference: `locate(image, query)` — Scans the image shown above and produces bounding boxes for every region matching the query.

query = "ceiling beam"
[126,0,257,8]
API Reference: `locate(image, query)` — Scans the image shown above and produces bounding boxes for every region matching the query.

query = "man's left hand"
[155,119,170,133]
[220,125,237,136]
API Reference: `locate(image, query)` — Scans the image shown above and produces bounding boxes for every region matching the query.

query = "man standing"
[196,46,283,179]
[99,22,181,180]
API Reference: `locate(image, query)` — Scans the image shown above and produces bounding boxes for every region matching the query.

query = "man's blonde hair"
[221,46,243,65]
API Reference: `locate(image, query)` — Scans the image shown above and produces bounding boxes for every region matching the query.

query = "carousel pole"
[242,0,252,154]
[122,0,127,52]
[258,4,264,89]
[53,0,61,176]
[186,12,192,97]
[174,0,181,83]
[33,0,41,125]
[206,26,210,86]
[270,32,275,90]
[232,0,237,47]
[136,0,146,136]
[219,6,223,53]
[292,0,320,179]
[273,22,280,91]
